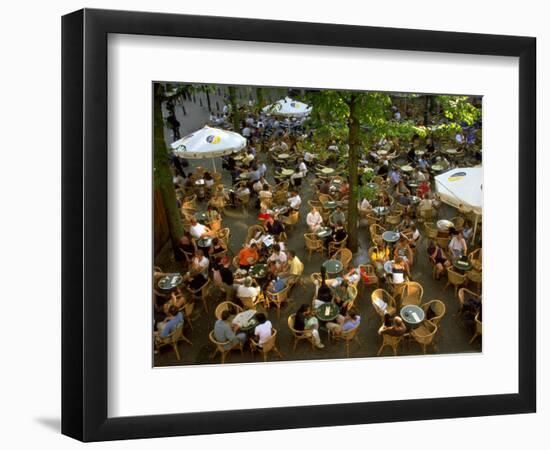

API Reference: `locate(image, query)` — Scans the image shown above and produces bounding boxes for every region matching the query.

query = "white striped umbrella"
[262,97,312,117]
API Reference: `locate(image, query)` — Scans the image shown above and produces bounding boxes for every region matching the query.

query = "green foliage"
[435,95,481,126]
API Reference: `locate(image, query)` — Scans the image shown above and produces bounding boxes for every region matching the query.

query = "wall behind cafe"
[0,0,546,449]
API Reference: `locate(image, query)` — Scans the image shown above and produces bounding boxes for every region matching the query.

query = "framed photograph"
[62,8,536,442]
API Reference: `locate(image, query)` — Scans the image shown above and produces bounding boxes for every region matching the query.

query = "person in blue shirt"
[156,306,184,339]
[268,276,287,294]
[326,308,361,336]
[388,168,400,186]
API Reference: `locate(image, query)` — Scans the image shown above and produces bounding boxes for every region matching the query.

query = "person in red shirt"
[238,243,259,268]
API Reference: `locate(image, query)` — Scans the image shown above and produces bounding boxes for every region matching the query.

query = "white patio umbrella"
[435,167,483,242]
[262,97,312,117]
[170,126,246,171]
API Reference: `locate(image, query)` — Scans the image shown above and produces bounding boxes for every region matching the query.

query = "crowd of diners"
[153,95,483,362]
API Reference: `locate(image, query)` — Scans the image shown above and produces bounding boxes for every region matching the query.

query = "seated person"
[267,244,288,270]
[206,206,221,231]
[330,206,346,226]
[189,218,214,240]
[178,231,195,256]
[306,207,323,232]
[208,237,227,261]
[213,309,247,350]
[394,179,410,197]
[258,207,271,221]
[294,304,324,349]
[378,314,407,337]
[253,313,273,347]
[332,280,355,312]
[370,244,390,277]
[287,191,302,210]
[448,230,468,261]
[285,250,304,285]
[290,167,305,187]
[212,256,234,290]
[268,275,287,295]
[236,277,261,303]
[326,308,361,336]
[359,197,371,214]
[332,221,348,243]
[264,215,285,236]
[238,243,259,268]
[258,184,273,204]
[394,238,413,276]
[462,219,474,241]
[184,249,209,291]
[390,257,406,285]
[427,240,452,280]
[155,305,184,340]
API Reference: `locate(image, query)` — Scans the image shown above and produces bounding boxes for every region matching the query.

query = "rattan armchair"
[411,320,438,354]
[287,314,315,352]
[371,288,397,320]
[421,299,446,326]
[209,330,243,364]
[214,301,244,320]
[469,312,482,344]
[444,269,467,298]
[400,281,424,306]
[155,322,192,361]
[333,248,353,271]
[377,333,403,357]
[304,233,324,260]
[329,326,362,358]
[250,329,284,362]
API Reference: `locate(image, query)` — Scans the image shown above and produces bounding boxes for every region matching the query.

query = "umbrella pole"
[212,158,217,173]
[472,213,479,245]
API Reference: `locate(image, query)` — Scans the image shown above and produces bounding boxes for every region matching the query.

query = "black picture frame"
[62,8,536,442]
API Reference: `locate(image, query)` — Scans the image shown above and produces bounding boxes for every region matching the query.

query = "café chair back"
[371,289,397,320]
[369,224,386,246]
[209,331,243,364]
[155,322,192,361]
[421,299,446,327]
[190,279,212,313]
[423,221,438,240]
[214,301,244,320]
[265,284,291,319]
[469,311,482,344]
[411,320,438,354]
[304,233,324,260]
[358,264,379,293]
[457,287,481,315]
[250,329,284,362]
[330,325,362,358]
[246,224,264,243]
[328,237,348,257]
[468,247,482,271]
[466,269,482,294]
[377,333,403,357]
[333,248,353,271]
[400,281,424,306]
[287,314,315,352]
[444,269,467,298]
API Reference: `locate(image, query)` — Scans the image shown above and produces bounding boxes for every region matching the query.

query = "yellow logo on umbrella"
[448,171,466,182]
[206,135,221,144]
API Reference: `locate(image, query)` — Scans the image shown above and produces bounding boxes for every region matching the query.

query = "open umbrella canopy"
[170,126,246,159]
[435,167,482,215]
[262,97,312,117]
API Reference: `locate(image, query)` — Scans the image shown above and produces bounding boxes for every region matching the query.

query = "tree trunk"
[153,84,184,259]
[205,89,212,112]
[256,87,264,114]
[228,86,240,130]
[347,94,360,252]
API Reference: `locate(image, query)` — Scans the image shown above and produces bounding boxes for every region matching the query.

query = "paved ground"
[154,89,481,366]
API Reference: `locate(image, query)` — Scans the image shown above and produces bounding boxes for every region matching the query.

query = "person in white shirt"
[236,277,260,302]
[268,244,288,269]
[306,207,323,232]
[189,249,209,277]
[253,313,273,347]
[242,126,251,138]
[287,191,302,210]
[359,198,371,213]
[252,178,264,194]
[298,159,308,175]
[258,162,267,177]
[258,184,273,203]
[304,151,315,163]
[189,218,213,239]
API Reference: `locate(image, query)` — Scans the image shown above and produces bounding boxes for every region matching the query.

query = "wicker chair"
[328,237,348,257]
[246,225,264,243]
[287,314,315,352]
[371,288,397,320]
[435,236,450,250]
[250,329,284,362]
[265,284,291,319]
[385,213,402,227]
[418,207,434,222]
[444,269,467,298]
[189,279,212,313]
[333,248,353,271]
[366,214,381,226]
[155,322,192,361]
[451,216,465,231]
[457,288,481,315]
[468,248,482,272]
[214,301,243,320]
[400,281,424,306]
[235,191,251,217]
[329,326,362,358]
[469,312,482,344]
[358,264,379,293]
[369,224,386,246]
[209,331,243,364]
[424,222,439,240]
[282,210,300,230]
[411,320,438,354]
[466,269,482,294]
[377,333,403,357]
[217,228,231,251]
[304,233,324,260]
[421,299,446,326]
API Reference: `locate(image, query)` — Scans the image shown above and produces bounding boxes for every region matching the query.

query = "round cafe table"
[194,211,209,223]
[280,168,294,177]
[373,206,390,216]
[233,154,245,161]
[431,164,444,173]
[278,153,290,159]
[323,259,343,275]
[453,259,473,273]
[315,302,340,322]
[365,182,379,191]
[320,167,335,175]
[248,263,268,279]
[233,310,259,333]
[382,230,400,244]
[409,196,421,205]
[194,179,206,186]
[384,260,394,275]
[400,304,425,328]
[316,227,333,239]
[323,200,338,210]
[377,150,388,156]
[196,237,213,249]
[415,149,426,156]
[400,165,414,173]
[445,148,458,155]
[273,205,289,216]
[158,273,183,290]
